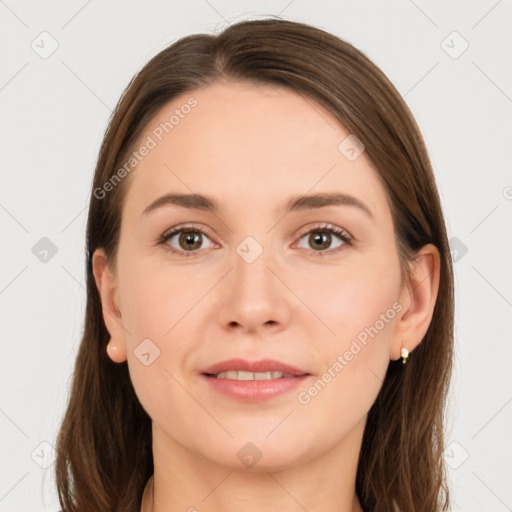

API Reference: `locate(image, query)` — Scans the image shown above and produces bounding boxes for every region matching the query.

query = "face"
[103,81,408,471]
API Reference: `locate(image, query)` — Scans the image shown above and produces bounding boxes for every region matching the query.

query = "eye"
[158,225,215,257]
[295,223,352,255]
[158,222,352,258]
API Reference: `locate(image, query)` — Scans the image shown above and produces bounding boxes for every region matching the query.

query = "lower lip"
[202,374,310,402]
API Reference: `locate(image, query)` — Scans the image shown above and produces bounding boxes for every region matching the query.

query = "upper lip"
[201,358,310,376]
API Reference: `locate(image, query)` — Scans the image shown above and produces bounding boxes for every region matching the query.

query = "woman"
[55,17,454,512]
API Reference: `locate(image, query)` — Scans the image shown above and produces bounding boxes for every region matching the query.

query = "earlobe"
[91,248,127,363]
[392,243,441,360]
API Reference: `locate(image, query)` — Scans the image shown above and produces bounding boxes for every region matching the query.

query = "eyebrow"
[142,192,373,219]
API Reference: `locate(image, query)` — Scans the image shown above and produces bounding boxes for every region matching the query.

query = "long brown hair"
[54,16,454,512]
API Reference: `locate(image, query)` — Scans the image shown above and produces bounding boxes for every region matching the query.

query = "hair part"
[55,16,454,512]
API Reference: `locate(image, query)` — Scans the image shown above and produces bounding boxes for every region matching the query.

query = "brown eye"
[177,230,203,251]
[160,227,214,257]
[296,225,351,254]
[307,231,333,251]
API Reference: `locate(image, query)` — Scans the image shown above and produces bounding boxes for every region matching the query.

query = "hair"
[54,16,454,512]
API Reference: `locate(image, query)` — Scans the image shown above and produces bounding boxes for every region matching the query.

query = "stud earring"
[401,340,409,365]
[106,339,126,363]
[106,340,115,357]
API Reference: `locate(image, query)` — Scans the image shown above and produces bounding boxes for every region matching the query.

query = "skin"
[92,80,440,512]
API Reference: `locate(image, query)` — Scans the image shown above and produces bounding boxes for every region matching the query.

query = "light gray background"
[1,1,511,511]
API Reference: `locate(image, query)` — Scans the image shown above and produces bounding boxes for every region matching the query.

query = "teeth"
[214,370,296,380]
[238,371,255,381]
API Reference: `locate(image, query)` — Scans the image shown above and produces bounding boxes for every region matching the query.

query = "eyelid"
[160,222,216,241]
[294,222,353,242]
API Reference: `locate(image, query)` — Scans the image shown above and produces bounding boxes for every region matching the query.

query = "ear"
[91,248,127,363]
[391,243,441,360]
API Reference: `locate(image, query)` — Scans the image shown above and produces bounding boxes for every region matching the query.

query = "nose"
[217,241,291,335]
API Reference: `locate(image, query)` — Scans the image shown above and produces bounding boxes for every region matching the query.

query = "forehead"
[121,81,388,220]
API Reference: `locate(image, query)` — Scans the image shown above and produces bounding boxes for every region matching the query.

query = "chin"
[216,450,305,473]
[194,434,310,473]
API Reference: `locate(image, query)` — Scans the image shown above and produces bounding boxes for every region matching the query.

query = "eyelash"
[157,223,353,258]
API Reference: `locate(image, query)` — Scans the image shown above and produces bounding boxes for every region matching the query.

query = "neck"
[140,418,366,512]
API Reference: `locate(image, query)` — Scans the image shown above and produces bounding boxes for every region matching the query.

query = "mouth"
[204,370,303,380]
[201,358,311,379]
[200,358,311,401]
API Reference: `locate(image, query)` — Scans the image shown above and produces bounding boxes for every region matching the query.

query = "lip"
[201,358,310,376]
[200,358,312,403]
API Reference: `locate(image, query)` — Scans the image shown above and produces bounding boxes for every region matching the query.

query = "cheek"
[118,256,199,341]
[302,256,401,343]
[292,299,397,445]
[116,260,194,398]
[297,257,401,405]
